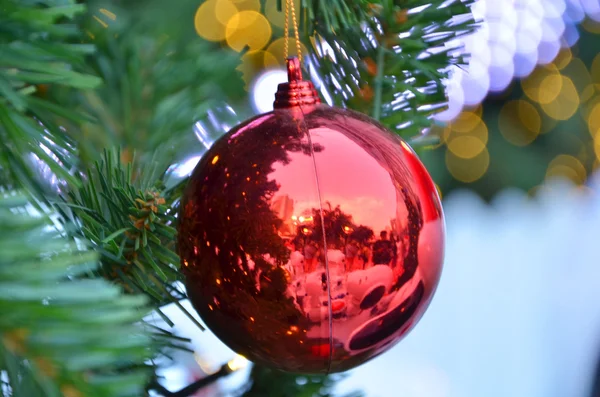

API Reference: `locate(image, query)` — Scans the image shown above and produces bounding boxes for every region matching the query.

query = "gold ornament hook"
[286,56,303,82]
[283,0,302,64]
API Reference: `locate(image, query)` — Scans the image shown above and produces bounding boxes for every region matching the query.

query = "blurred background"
[98,0,600,395]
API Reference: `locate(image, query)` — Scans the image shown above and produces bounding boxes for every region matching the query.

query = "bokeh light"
[498,100,541,146]
[194,0,238,41]
[264,0,300,28]
[265,37,308,67]
[445,148,490,183]
[545,154,587,184]
[447,136,487,159]
[437,0,592,120]
[562,57,592,93]
[442,111,489,161]
[540,75,579,120]
[251,68,288,113]
[237,51,279,88]
[225,11,272,52]
[587,102,600,137]
[521,64,561,104]
[591,53,600,84]
[554,48,573,69]
[231,0,260,12]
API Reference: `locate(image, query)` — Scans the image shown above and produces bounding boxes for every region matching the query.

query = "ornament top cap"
[273,57,321,109]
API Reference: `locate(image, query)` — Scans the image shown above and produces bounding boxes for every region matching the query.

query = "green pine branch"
[300,0,371,33]
[64,149,203,331]
[0,193,153,397]
[307,0,477,138]
[56,0,248,167]
[0,0,101,195]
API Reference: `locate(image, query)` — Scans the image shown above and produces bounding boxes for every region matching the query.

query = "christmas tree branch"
[0,0,101,195]
[66,0,248,166]
[0,193,153,397]
[307,0,476,138]
[64,149,203,331]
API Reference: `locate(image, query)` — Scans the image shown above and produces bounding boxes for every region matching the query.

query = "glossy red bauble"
[178,58,445,374]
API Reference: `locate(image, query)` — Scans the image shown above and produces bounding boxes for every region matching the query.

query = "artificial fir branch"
[307,0,476,138]
[62,0,248,166]
[0,0,101,194]
[65,150,203,330]
[0,193,153,397]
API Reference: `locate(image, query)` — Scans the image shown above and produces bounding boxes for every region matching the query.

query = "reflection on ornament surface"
[179,63,445,374]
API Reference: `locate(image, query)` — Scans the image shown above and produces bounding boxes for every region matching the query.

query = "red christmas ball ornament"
[178,57,445,374]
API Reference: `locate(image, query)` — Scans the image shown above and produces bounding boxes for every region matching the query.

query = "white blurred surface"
[334,174,600,397]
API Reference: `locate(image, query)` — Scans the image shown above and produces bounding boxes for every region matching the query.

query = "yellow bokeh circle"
[563,58,591,92]
[264,0,301,28]
[226,11,272,52]
[447,136,486,159]
[498,100,541,146]
[540,76,579,121]
[518,100,541,135]
[582,85,596,103]
[194,0,238,41]
[237,50,279,87]
[537,74,563,105]
[265,37,309,67]
[592,54,600,85]
[445,147,490,183]
[554,48,572,70]
[545,154,587,184]
[588,102,600,138]
[595,137,600,161]
[231,0,260,12]
[582,19,600,34]
[449,111,482,133]
[521,64,560,103]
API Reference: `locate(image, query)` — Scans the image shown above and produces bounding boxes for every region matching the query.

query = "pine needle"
[0,193,153,397]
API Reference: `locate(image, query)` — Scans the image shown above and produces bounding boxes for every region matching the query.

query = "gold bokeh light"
[563,58,592,95]
[522,64,560,104]
[265,37,309,67]
[443,111,488,159]
[588,102,600,138]
[592,54,600,85]
[447,136,486,159]
[194,0,238,42]
[448,111,482,133]
[554,48,572,70]
[582,19,600,34]
[498,100,541,146]
[231,0,260,12]
[226,11,272,52]
[545,154,587,184]
[237,50,279,88]
[540,76,579,121]
[538,73,563,105]
[264,0,301,28]
[446,147,490,183]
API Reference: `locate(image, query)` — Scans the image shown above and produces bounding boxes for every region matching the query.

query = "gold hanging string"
[283,0,303,64]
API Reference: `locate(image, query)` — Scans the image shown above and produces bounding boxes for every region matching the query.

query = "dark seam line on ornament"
[299,103,334,374]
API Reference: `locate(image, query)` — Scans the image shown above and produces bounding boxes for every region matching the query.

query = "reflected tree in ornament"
[179,113,330,365]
